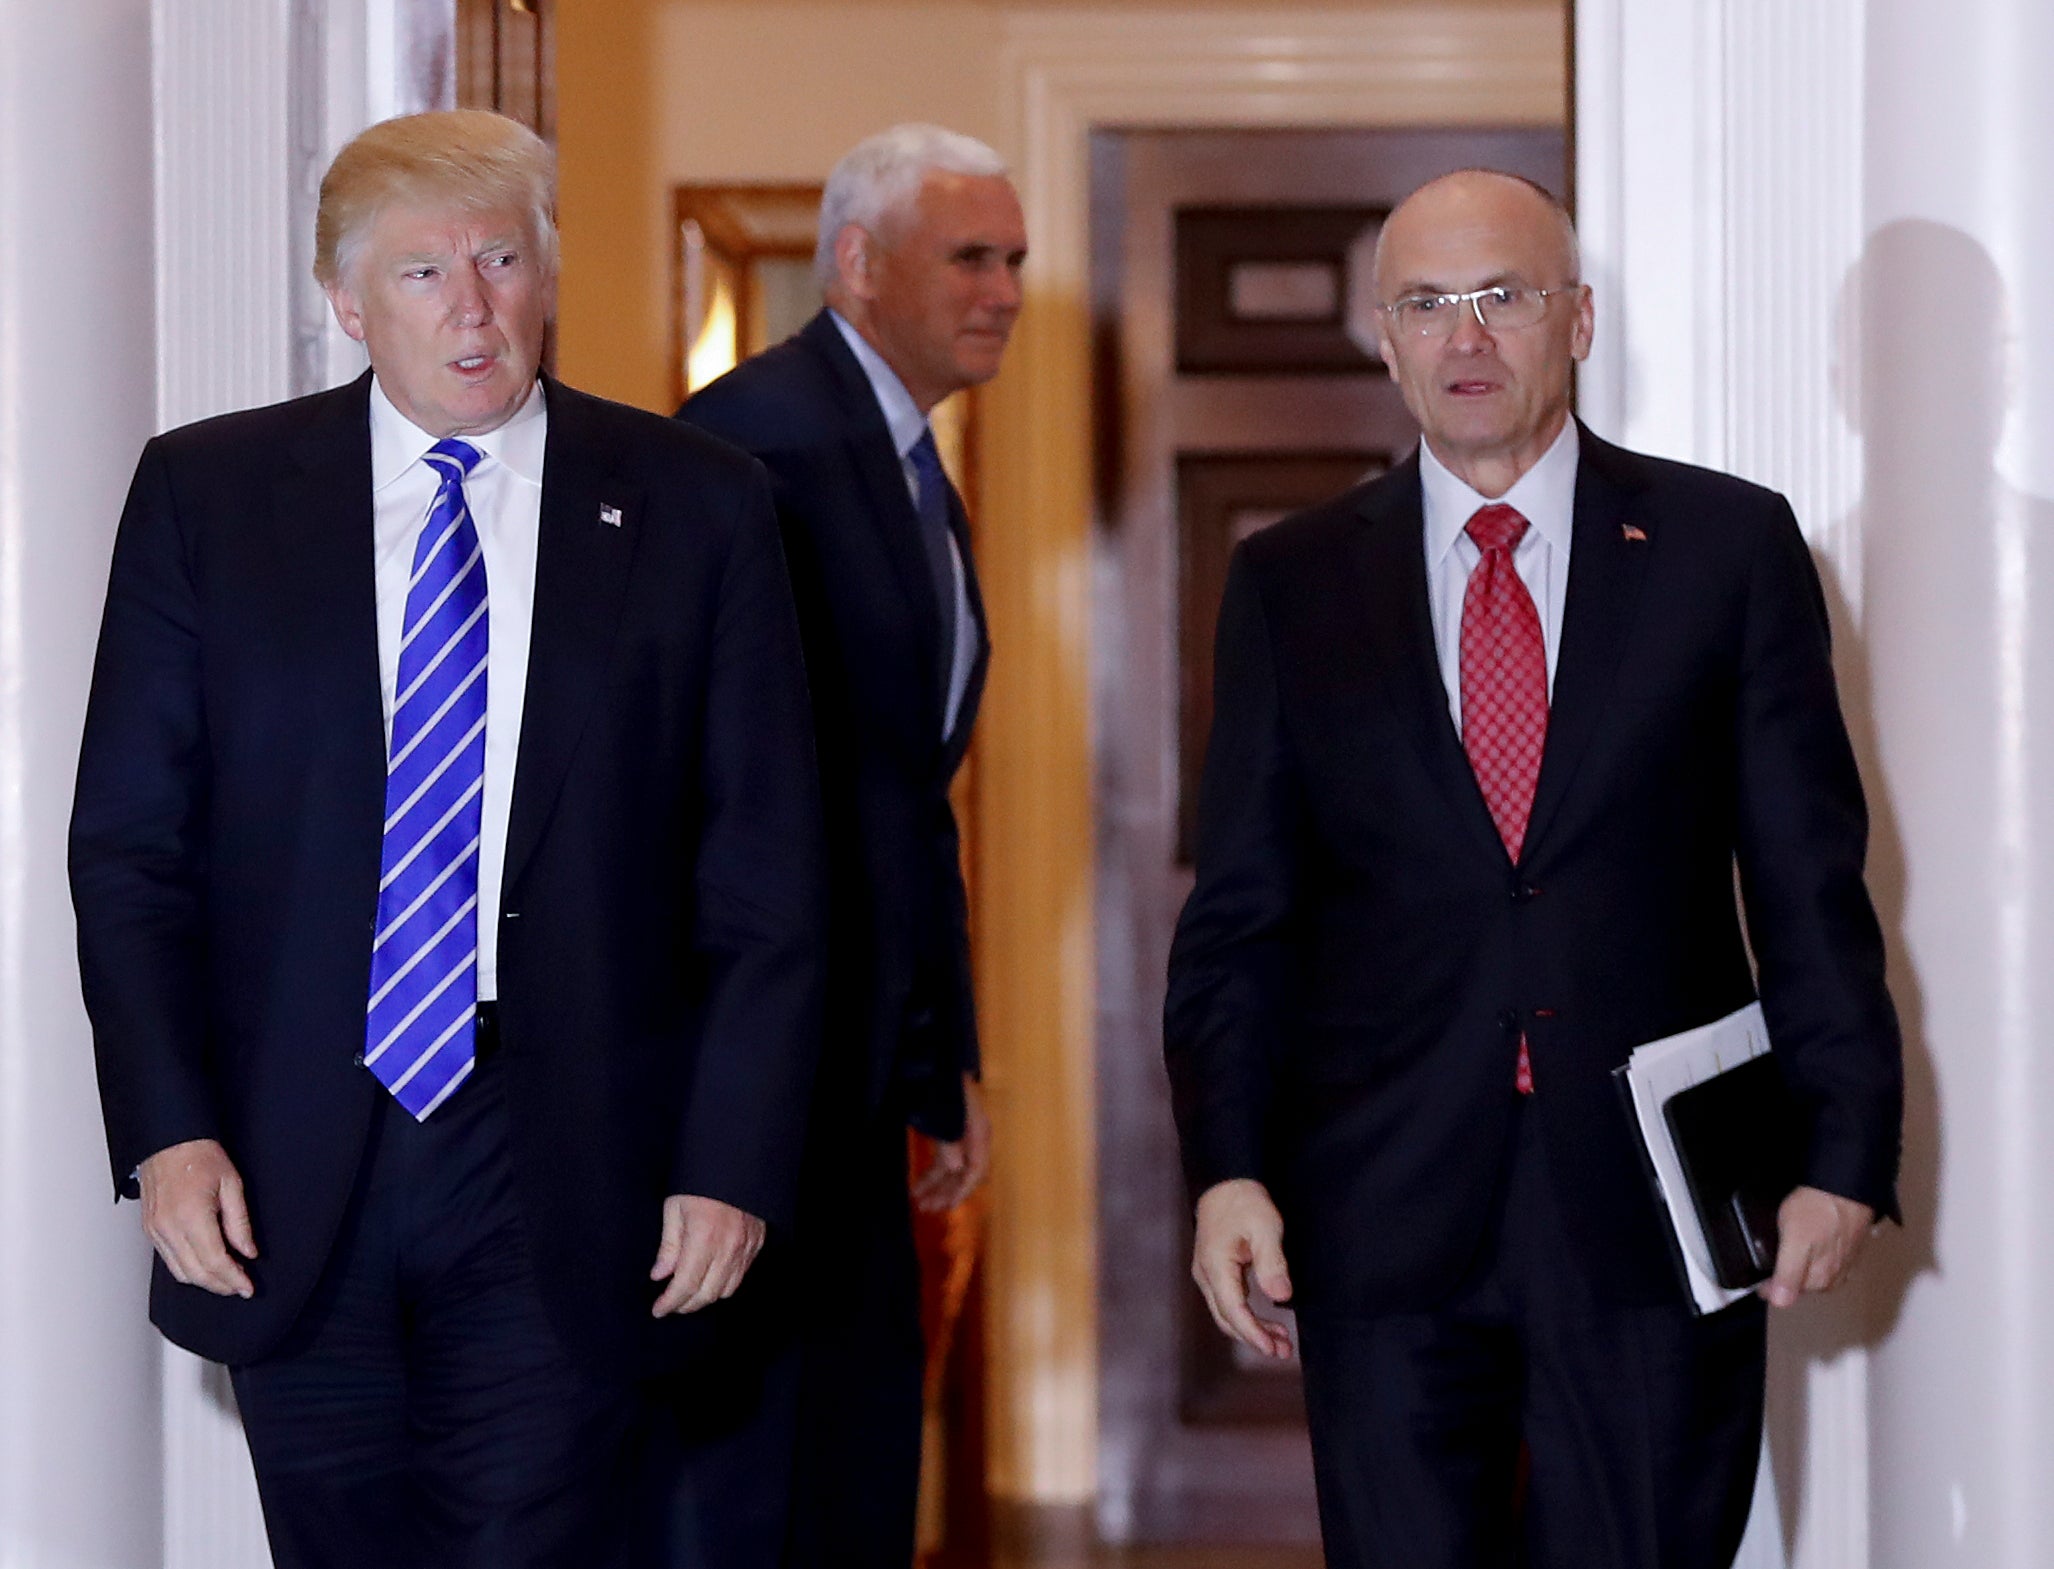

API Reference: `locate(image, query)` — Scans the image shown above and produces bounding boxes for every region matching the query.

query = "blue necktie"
[364,438,488,1120]
[908,427,958,706]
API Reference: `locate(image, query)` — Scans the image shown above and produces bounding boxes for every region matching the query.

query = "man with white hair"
[71,109,826,1567]
[679,122,1026,1565]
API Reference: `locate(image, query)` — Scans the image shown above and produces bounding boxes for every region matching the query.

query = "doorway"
[1089,125,1568,1544]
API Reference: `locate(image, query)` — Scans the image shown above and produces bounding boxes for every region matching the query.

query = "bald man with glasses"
[1166,169,1901,1569]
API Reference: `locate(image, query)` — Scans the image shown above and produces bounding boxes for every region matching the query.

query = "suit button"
[1499,1011,1520,1031]
[352,1051,365,1067]
[1511,883,1541,903]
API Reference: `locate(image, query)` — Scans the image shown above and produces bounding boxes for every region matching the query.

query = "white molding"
[152,0,295,430]
[1578,4,1871,1568]
[150,6,295,1557]
[162,1350,269,1569]
[149,0,412,1557]
[1002,8,1565,303]
[1577,0,1865,585]
[988,3,1563,1508]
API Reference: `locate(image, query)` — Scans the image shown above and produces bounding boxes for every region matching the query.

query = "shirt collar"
[369,374,548,494]
[1420,418,1580,567]
[828,309,929,459]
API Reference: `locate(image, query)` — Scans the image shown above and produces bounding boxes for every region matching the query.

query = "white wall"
[0,2,168,1565]
[0,5,405,1564]
[1581,2,2054,1567]
[1861,4,2054,1563]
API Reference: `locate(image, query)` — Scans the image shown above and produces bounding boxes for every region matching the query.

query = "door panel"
[1092,126,1566,1542]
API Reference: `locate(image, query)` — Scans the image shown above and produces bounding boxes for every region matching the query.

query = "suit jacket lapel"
[1352,459,1509,866]
[800,313,947,703]
[1522,426,1654,862]
[501,377,643,895]
[277,372,386,822]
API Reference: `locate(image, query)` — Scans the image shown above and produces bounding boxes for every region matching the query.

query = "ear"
[1374,314,1399,375]
[325,280,368,345]
[1568,283,1595,363]
[833,224,877,302]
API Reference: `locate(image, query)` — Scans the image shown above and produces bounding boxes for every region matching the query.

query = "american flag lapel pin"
[1621,523,1648,543]
[599,503,623,528]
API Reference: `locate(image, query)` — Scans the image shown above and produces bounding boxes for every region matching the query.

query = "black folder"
[1658,1052,1805,1290]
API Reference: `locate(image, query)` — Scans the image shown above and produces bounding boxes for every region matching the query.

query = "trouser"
[1295,1103,1767,1569]
[230,1049,652,1569]
[660,1113,925,1569]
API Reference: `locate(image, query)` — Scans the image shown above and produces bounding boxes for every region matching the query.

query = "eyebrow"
[392,238,522,267]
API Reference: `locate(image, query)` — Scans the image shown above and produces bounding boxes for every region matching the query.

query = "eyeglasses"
[1380,284,1580,339]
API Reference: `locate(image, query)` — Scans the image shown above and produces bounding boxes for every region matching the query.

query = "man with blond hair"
[677,122,1025,1566]
[71,109,825,1566]
[1169,169,1901,1567]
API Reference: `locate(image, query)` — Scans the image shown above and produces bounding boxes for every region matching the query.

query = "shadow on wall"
[1767,218,2045,1557]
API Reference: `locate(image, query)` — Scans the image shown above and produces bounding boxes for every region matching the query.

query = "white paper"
[1618,1002,1773,1314]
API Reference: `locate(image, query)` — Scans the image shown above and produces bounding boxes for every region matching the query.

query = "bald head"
[1373,169,1579,301]
[1368,168,1593,497]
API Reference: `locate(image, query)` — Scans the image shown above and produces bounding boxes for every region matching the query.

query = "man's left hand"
[913,1073,991,1214]
[1759,1185,1875,1308]
[649,1194,766,1316]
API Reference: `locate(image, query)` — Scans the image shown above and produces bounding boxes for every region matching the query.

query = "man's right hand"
[138,1138,258,1299]
[1191,1177,1295,1360]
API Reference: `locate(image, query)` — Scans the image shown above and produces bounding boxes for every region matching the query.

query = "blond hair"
[314,110,557,287]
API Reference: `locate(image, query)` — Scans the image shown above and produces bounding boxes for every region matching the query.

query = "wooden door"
[1090,126,1567,1543]
[456,0,554,138]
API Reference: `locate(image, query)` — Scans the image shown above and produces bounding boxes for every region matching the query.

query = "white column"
[1588,2,2054,1566]
[150,2,445,1555]
[0,2,167,1567]
[1862,2,2054,1565]
[1578,4,1871,1568]
[150,4,298,1563]
[148,0,409,1558]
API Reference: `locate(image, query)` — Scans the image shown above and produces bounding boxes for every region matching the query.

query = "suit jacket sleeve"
[1163,546,1301,1200]
[1734,499,1903,1219]
[69,440,219,1196]
[672,463,827,1228]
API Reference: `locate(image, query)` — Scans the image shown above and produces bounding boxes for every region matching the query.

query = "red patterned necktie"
[1459,502,1547,1093]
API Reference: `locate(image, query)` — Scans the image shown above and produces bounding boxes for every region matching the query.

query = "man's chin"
[1425,419,1517,457]
[438,381,527,436]
[952,351,1007,390]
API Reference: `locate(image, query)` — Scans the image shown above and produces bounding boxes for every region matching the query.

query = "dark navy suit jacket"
[70,371,826,1376]
[679,311,988,1140]
[1166,425,1903,1310]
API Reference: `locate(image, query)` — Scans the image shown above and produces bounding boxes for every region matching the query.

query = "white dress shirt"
[1420,419,1580,728]
[829,310,978,740]
[369,376,545,1002]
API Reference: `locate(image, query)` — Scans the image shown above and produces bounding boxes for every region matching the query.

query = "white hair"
[813,123,1010,286]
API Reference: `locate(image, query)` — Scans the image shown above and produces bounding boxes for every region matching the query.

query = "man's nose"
[987,263,1024,314]
[449,271,492,326]
[1446,298,1493,350]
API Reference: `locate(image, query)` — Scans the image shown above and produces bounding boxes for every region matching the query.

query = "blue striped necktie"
[364,438,489,1119]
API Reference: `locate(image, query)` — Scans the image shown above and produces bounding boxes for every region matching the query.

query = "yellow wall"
[558,0,1566,1510]
[559,2,1009,413]
[558,0,1549,409]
